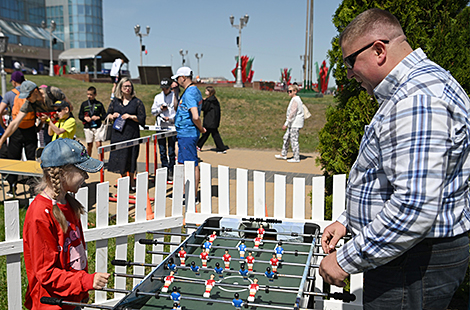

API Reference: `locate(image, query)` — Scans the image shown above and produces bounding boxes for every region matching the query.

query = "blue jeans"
[363,233,469,310]
[158,136,176,173]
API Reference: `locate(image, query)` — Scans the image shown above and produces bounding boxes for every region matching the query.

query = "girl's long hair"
[35,165,85,232]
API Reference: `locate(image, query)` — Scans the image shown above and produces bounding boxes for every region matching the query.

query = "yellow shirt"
[52,116,76,141]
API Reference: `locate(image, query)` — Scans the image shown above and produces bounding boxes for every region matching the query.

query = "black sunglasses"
[288,90,294,93]
[344,40,389,69]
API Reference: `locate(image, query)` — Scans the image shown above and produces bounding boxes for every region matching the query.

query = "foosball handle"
[40,297,63,306]
[112,259,130,266]
[329,292,356,303]
[139,239,156,245]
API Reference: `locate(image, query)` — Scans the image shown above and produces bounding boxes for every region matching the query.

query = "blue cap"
[18,81,37,99]
[40,138,103,172]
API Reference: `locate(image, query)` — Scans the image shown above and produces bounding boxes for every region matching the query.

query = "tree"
[317,0,470,199]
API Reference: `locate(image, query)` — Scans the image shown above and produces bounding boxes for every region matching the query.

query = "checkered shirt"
[336,48,470,274]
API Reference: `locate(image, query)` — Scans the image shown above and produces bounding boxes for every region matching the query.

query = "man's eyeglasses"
[288,90,294,93]
[55,108,62,112]
[344,40,389,69]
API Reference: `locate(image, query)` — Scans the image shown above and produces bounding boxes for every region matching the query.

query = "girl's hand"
[112,112,120,119]
[93,272,110,290]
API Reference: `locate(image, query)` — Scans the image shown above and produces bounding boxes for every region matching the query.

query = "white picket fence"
[1,161,363,310]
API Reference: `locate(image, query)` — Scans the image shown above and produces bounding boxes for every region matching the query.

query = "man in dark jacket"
[197,86,227,153]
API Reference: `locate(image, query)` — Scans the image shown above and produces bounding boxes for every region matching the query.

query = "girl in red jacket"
[23,138,110,309]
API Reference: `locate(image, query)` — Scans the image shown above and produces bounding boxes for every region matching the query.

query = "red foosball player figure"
[178,247,187,266]
[270,253,279,273]
[200,250,209,267]
[162,271,175,292]
[257,224,265,240]
[203,274,216,298]
[245,251,255,272]
[247,278,259,302]
[209,231,217,243]
[253,236,262,248]
[223,249,231,270]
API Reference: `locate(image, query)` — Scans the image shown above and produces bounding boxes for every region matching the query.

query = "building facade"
[0,0,103,73]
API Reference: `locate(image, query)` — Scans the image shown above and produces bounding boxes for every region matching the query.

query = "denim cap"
[18,81,37,99]
[41,138,104,172]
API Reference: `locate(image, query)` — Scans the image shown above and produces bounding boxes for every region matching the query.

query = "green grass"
[2,76,334,153]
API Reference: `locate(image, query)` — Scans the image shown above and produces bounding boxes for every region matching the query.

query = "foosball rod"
[39,297,137,310]
[112,260,311,280]
[147,248,328,259]
[135,290,296,310]
[185,225,316,239]
[111,272,355,303]
[147,230,316,247]
[172,274,356,302]
[142,248,314,268]
[140,239,314,260]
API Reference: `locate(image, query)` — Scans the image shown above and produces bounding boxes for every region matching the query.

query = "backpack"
[11,88,36,129]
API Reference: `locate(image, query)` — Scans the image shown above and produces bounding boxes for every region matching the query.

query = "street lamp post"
[42,20,56,77]
[0,28,9,98]
[195,53,203,77]
[134,25,150,67]
[179,49,188,66]
[230,14,249,88]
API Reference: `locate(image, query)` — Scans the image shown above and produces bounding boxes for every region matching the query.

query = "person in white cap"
[172,67,206,202]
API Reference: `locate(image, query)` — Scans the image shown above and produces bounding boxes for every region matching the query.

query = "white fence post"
[200,162,212,214]
[253,171,265,217]
[218,165,230,216]
[236,168,248,216]
[292,177,306,220]
[115,177,129,298]
[274,174,286,219]
[5,201,21,310]
[95,181,109,304]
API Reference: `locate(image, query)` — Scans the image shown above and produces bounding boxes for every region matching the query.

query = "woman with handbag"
[106,78,146,191]
[274,84,304,163]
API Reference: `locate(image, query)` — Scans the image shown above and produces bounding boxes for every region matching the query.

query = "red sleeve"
[81,272,95,291]
[24,214,89,297]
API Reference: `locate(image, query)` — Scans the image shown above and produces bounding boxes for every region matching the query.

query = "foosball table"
[42,217,355,309]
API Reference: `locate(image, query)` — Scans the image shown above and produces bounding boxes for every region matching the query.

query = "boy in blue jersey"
[172,67,206,202]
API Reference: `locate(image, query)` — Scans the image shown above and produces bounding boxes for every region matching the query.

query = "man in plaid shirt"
[320,8,470,309]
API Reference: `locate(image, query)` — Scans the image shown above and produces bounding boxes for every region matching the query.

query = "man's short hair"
[339,8,404,47]
[88,86,97,94]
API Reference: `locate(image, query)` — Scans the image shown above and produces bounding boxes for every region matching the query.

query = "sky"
[103,0,342,86]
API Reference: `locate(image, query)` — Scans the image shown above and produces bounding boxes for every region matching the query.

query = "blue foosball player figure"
[232,292,244,310]
[171,287,181,309]
[214,262,224,279]
[167,258,177,273]
[274,241,284,260]
[265,266,275,282]
[203,236,212,253]
[239,263,249,280]
[237,240,247,259]
[190,261,200,276]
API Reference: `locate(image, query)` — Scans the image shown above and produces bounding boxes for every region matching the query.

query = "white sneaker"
[287,158,300,163]
[274,154,287,160]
